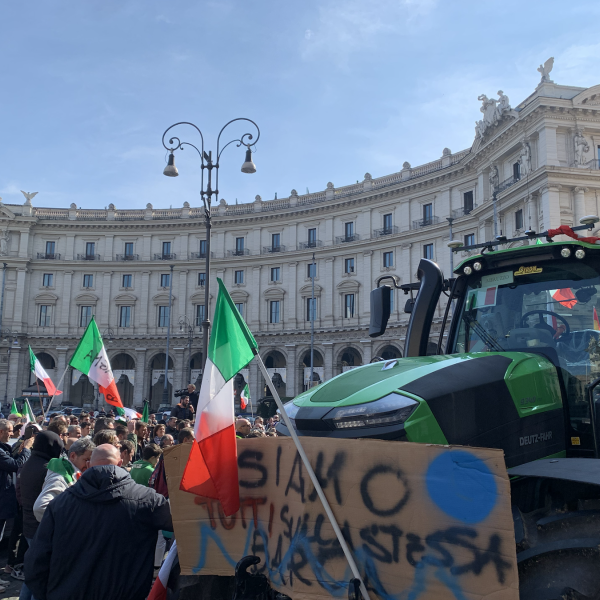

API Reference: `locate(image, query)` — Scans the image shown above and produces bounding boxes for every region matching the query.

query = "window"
[344,258,355,274]
[515,209,523,231]
[39,305,52,326]
[235,237,245,253]
[270,301,280,324]
[198,272,206,286]
[83,274,93,288]
[383,213,392,232]
[383,252,393,268]
[42,273,53,287]
[122,274,132,288]
[272,233,281,250]
[344,222,354,240]
[423,244,434,260]
[306,298,317,321]
[463,191,474,213]
[235,303,244,318]
[80,306,93,327]
[162,241,172,257]
[119,306,131,328]
[160,273,171,287]
[45,241,56,256]
[423,203,433,224]
[464,233,475,247]
[158,306,170,327]
[199,240,207,257]
[85,242,95,257]
[344,294,355,318]
[308,228,317,247]
[271,267,280,282]
[513,161,521,181]
[234,270,244,284]
[196,304,206,326]
[124,242,134,256]
[307,262,317,279]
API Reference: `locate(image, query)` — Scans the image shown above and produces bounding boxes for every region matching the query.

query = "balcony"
[585,159,599,170]
[412,216,440,229]
[372,226,399,237]
[116,254,139,261]
[451,205,477,218]
[37,253,61,260]
[335,234,360,244]
[497,175,520,193]
[228,249,250,257]
[262,245,286,254]
[77,254,101,261]
[298,240,322,249]
[154,253,177,260]
[189,251,207,259]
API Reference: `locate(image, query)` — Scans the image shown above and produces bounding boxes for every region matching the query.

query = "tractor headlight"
[463,266,473,275]
[473,261,482,271]
[561,247,571,258]
[575,249,586,259]
[328,393,418,429]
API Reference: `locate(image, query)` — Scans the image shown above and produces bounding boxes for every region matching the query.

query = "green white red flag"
[180,278,258,516]
[29,346,61,396]
[240,383,250,410]
[22,399,36,427]
[69,317,123,410]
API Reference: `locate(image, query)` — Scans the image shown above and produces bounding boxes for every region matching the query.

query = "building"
[0,74,599,411]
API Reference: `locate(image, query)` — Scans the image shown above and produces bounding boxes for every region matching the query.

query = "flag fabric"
[594,307,600,331]
[69,317,123,410]
[142,401,149,423]
[551,288,577,310]
[180,278,258,516]
[147,541,178,600]
[116,406,142,420]
[22,399,36,427]
[29,346,62,396]
[240,383,250,410]
[10,400,20,416]
[535,237,544,245]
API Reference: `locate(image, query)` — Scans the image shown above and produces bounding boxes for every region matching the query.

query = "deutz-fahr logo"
[520,431,552,446]
[514,265,543,276]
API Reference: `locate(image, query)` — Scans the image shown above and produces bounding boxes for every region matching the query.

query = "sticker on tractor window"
[468,286,498,309]
[514,265,543,276]
[571,436,581,446]
[381,360,397,371]
[481,271,514,288]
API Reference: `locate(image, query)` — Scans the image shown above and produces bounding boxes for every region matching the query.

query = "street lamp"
[179,315,195,385]
[1,328,18,410]
[161,118,260,376]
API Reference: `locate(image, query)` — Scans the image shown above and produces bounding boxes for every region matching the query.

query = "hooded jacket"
[18,431,63,538]
[33,459,80,522]
[25,464,173,600]
[0,440,30,520]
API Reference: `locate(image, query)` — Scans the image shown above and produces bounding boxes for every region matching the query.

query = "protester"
[118,440,135,470]
[165,416,178,437]
[130,444,162,487]
[171,395,194,421]
[153,424,165,445]
[134,421,148,461]
[67,425,81,439]
[79,421,91,438]
[33,437,95,522]
[46,421,67,441]
[93,430,119,447]
[177,428,195,444]
[247,429,267,438]
[93,417,115,436]
[25,444,173,600]
[253,416,265,431]
[115,424,128,441]
[159,435,174,448]
[235,418,251,439]
[186,383,199,411]
[147,413,158,427]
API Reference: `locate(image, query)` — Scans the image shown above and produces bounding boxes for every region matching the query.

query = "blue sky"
[1,1,598,210]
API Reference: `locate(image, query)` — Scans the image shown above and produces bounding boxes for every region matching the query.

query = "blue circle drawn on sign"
[426,450,497,524]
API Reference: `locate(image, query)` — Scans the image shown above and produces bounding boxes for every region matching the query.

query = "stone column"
[18,229,30,259]
[178,269,188,321]
[61,271,73,333]
[138,271,150,334]
[324,257,334,328]
[100,272,112,327]
[284,344,296,397]
[250,359,260,406]
[360,339,372,364]
[134,348,147,406]
[537,125,560,167]
[250,266,262,328]
[105,235,114,261]
[362,250,373,317]
[286,262,298,329]
[323,342,334,382]
[7,345,22,403]
[173,347,185,390]
[142,235,152,261]
[539,185,561,231]
[12,269,27,329]
[65,234,75,260]
[56,347,70,405]
[574,187,589,224]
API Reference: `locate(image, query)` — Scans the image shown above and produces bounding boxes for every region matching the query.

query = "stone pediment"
[573,85,600,106]
[114,293,137,305]
[34,292,59,304]
[74,292,99,304]
[228,289,249,302]
[190,291,214,303]
[299,283,322,297]
[264,287,285,300]
[336,279,360,292]
[152,292,176,304]
[0,204,16,220]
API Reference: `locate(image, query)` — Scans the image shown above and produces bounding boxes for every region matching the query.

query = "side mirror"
[404,298,415,314]
[369,285,391,337]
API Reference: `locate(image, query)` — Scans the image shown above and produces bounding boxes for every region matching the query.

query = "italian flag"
[240,383,250,410]
[22,399,36,427]
[147,541,178,600]
[69,317,123,410]
[180,278,258,516]
[116,406,141,420]
[594,307,600,331]
[29,346,61,396]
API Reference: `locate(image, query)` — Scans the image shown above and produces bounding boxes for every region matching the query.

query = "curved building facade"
[1,78,599,410]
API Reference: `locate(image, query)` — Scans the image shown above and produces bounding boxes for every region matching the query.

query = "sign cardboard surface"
[164,438,518,600]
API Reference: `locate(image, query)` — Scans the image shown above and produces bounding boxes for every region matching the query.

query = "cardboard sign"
[165,438,518,600]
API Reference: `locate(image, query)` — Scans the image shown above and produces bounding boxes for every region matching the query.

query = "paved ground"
[0,544,21,600]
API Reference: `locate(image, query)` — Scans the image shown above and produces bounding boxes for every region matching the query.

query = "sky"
[1,1,599,210]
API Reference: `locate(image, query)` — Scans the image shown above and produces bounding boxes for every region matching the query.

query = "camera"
[174,389,188,398]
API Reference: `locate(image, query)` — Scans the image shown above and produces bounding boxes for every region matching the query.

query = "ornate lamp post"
[161,119,260,376]
[1,328,18,409]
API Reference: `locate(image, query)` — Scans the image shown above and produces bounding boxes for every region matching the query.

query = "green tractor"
[277,223,600,599]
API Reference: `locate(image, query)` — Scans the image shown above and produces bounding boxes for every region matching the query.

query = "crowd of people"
[0,391,280,599]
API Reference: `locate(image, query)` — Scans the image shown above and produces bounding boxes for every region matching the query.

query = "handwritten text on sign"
[164,438,518,600]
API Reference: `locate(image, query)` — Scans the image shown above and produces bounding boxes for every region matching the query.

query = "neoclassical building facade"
[1,75,599,410]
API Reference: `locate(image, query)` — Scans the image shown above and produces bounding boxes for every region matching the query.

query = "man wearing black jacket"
[170,396,194,421]
[25,444,173,600]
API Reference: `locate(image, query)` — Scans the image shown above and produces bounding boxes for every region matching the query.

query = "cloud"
[301,0,436,68]
[555,42,600,86]
[155,14,171,24]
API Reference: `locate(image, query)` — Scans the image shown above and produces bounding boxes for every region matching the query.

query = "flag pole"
[45,365,69,416]
[34,378,46,421]
[254,351,371,600]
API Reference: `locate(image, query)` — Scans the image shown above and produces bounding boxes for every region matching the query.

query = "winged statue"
[20,191,38,203]
[537,57,554,83]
